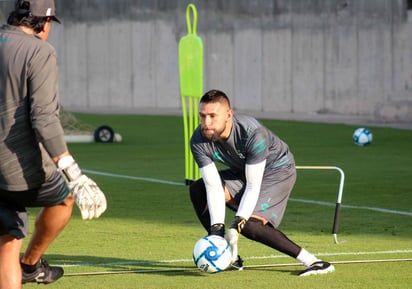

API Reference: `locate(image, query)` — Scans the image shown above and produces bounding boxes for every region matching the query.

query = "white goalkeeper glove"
[225,216,246,264]
[58,155,107,220]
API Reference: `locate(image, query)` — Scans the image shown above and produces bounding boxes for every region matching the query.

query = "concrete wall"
[1,0,412,121]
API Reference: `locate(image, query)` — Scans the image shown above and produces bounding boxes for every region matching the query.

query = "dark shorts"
[220,164,296,228]
[0,171,69,239]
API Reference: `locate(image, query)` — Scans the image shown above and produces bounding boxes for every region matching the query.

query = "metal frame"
[295,166,345,244]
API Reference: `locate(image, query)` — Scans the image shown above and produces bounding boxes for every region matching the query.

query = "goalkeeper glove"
[209,223,225,237]
[58,155,107,220]
[225,216,246,263]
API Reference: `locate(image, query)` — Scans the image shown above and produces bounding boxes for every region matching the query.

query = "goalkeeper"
[189,90,335,276]
[0,0,107,288]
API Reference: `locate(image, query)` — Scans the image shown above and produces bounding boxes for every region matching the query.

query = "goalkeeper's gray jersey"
[0,24,67,191]
[190,114,294,172]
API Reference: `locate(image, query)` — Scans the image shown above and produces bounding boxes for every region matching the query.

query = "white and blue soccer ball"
[353,127,373,146]
[193,235,232,273]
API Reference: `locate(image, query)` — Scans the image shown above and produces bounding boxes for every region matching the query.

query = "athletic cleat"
[298,261,335,277]
[21,258,64,284]
[227,255,244,271]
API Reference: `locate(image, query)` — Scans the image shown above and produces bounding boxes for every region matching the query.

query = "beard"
[201,127,224,141]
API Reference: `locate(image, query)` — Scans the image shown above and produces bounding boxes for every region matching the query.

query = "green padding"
[178,3,203,98]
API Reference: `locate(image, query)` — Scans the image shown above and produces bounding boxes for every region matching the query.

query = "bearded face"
[199,101,233,141]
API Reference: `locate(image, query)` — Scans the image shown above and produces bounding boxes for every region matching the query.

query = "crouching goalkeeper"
[189,90,335,276]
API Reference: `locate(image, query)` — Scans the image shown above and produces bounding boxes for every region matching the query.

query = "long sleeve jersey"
[0,24,67,191]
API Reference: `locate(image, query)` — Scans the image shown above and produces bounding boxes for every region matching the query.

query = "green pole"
[179,3,203,185]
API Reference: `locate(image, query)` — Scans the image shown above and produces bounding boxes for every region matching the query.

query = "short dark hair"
[200,89,231,108]
[7,0,49,33]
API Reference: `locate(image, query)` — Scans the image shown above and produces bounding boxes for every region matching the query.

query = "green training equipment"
[179,3,203,185]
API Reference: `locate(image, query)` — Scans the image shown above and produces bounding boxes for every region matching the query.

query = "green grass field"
[24,114,412,289]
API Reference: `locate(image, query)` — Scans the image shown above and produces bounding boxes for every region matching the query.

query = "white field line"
[60,249,412,268]
[83,169,184,186]
[64,258,412,277]
[83,169,412,217]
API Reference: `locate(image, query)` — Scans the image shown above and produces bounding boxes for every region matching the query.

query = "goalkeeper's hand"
[225,216,246,263]
[70,175,107,219]
[58,155,107,220]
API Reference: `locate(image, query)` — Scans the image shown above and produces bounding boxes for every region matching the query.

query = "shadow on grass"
[47,254,304,278]
[47,254,210,277]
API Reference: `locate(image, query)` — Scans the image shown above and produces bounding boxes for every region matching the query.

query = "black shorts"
[0,171,69,239]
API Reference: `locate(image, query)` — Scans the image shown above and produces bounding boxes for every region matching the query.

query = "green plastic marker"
[179,3,203,184]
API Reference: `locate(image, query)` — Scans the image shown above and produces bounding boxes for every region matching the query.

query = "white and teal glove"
[58,155,107,220]
[225,216,246,263]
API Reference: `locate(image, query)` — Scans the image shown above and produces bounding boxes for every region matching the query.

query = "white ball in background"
[353,127,372,146]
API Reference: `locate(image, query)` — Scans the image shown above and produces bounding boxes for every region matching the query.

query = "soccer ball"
[353,127,373,146]
[193,235,232,273]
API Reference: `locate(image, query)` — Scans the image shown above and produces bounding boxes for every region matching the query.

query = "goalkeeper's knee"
[241,217,266,241]
[241,217,301,257]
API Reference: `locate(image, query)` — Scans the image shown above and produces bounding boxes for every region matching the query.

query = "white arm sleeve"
[236,160,266,220]
[199,163,226,225]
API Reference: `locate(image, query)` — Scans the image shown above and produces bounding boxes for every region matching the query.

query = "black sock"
[20,261,39,273]
[241,218,301,258]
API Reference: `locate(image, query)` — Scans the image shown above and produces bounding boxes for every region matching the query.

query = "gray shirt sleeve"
[190,127,213,169]
[29,41,67,157]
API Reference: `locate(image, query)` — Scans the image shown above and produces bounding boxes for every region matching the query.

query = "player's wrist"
[229,216,246,233]
[57,155,83,182]
[210,223,225,237]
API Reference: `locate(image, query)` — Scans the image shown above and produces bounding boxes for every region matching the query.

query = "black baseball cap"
[16,0,61,23]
